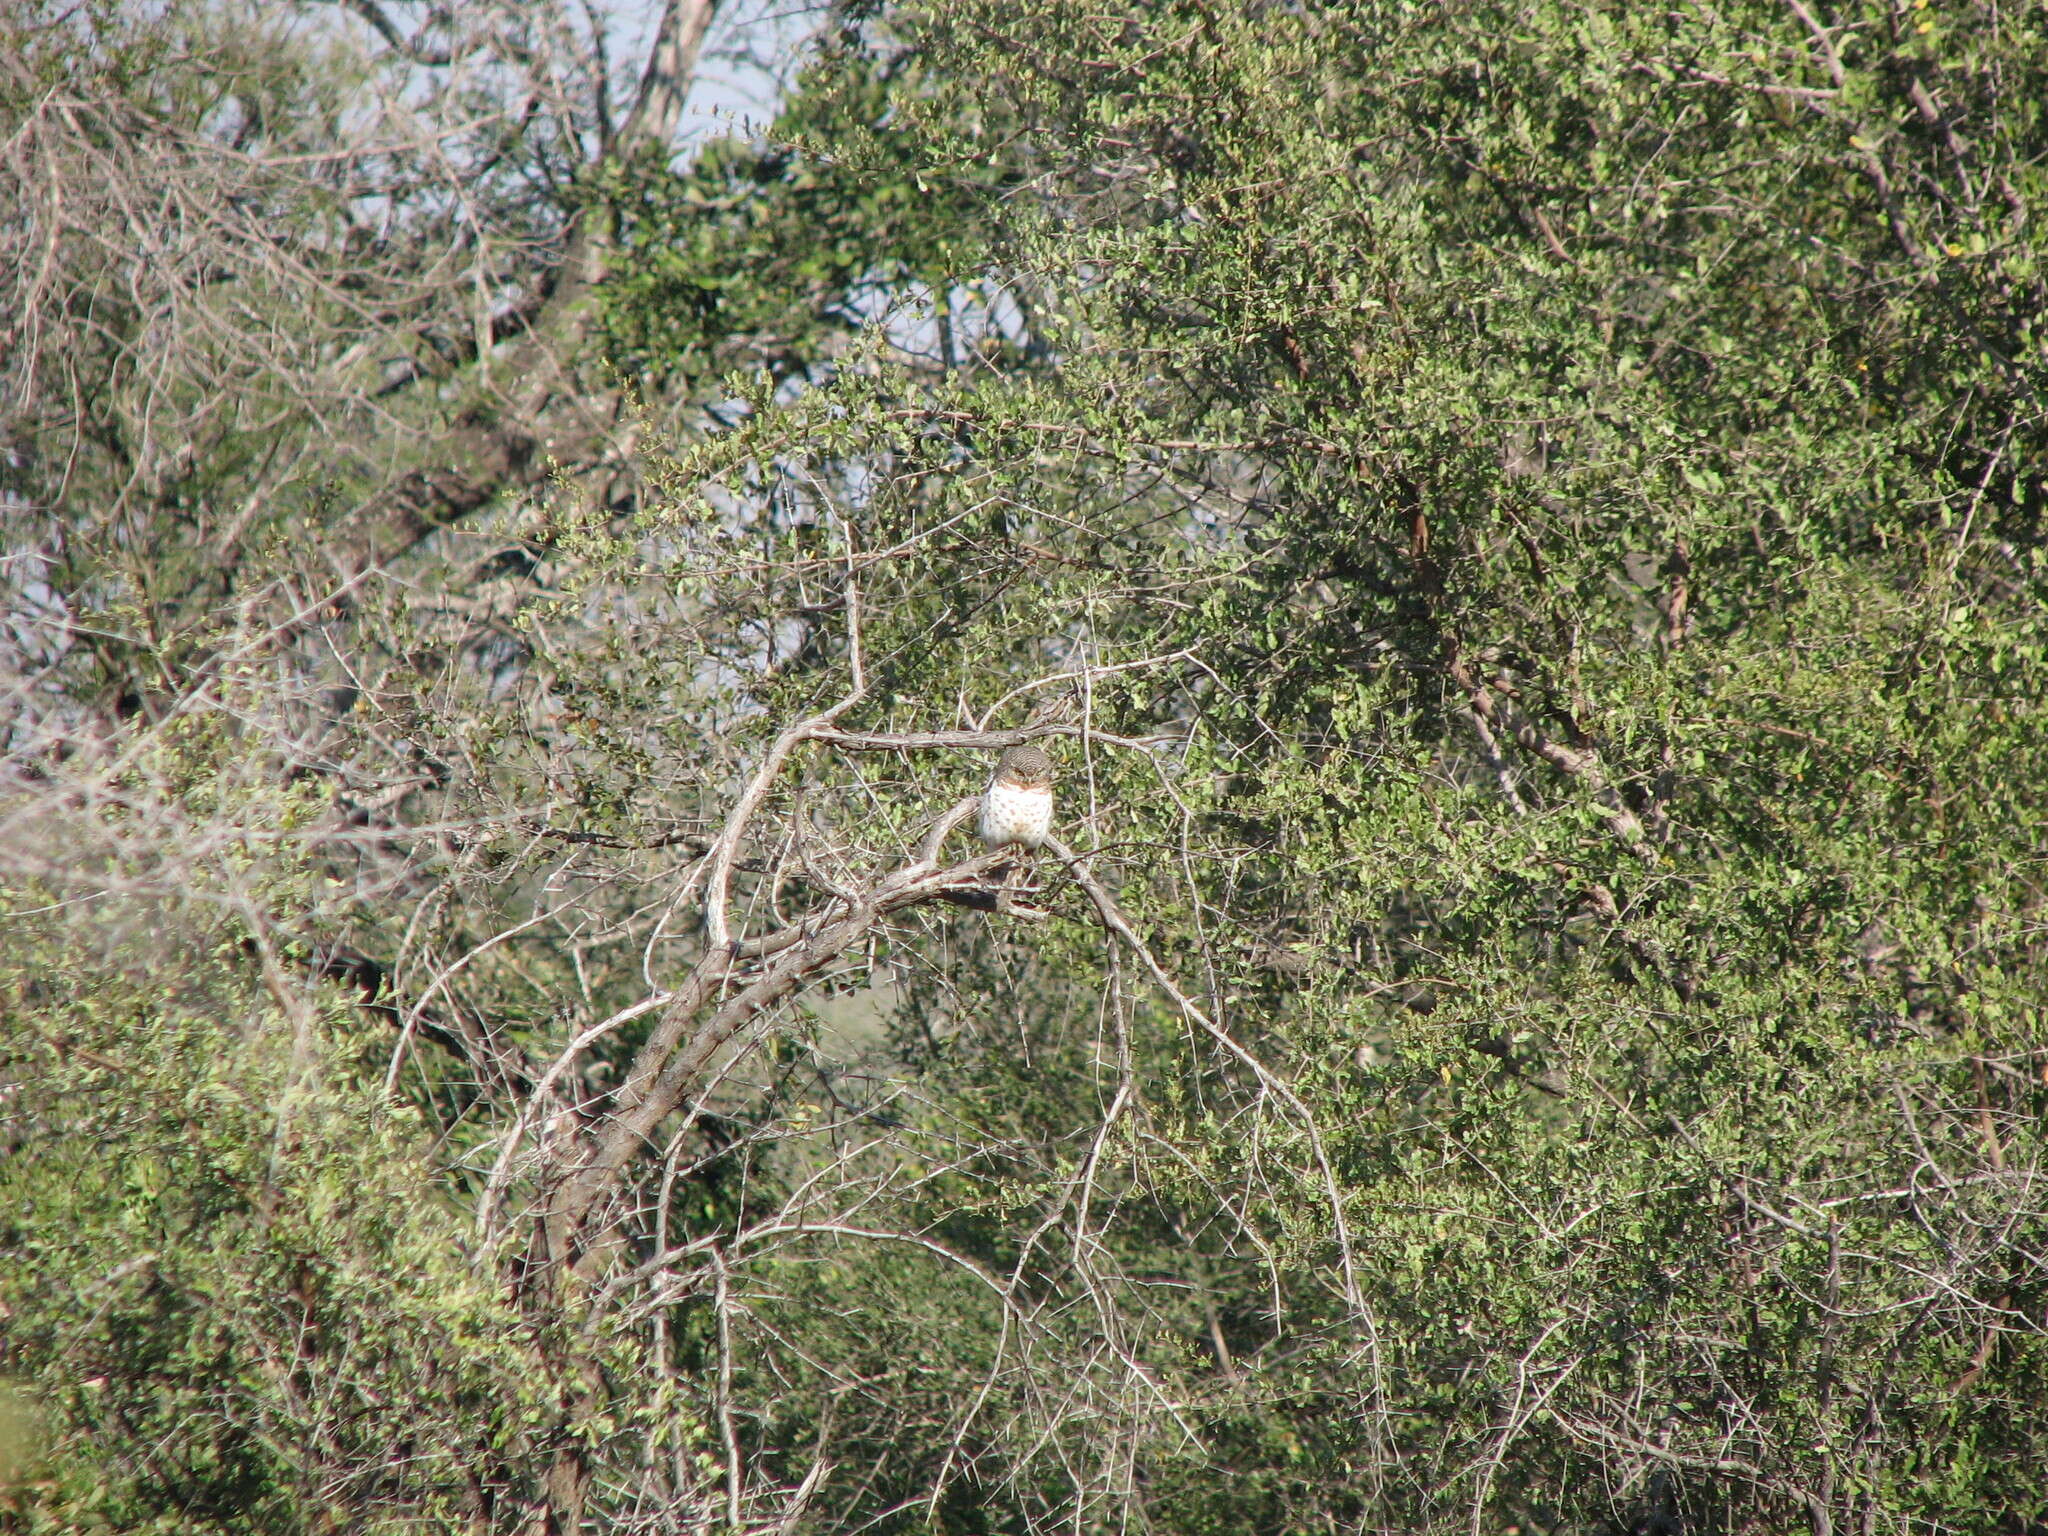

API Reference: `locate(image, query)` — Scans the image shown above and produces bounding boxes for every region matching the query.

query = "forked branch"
[537,792,1011,1277]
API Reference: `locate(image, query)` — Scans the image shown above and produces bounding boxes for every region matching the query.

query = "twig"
[1042,835,1368,1318]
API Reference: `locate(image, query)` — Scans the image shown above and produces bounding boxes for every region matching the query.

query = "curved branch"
[544,831,1012,1275]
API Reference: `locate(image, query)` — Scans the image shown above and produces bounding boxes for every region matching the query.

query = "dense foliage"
[4,1,2045,1534]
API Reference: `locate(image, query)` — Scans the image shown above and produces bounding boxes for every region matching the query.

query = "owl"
[979,744,1055,852]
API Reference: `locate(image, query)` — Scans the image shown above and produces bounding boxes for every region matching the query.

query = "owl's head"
[991,744,1055,789]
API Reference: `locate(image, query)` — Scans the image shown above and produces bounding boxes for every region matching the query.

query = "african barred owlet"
[979,745,1055,852]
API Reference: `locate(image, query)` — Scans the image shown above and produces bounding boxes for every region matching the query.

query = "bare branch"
[545,827,1014,1273]
[1041,835,1368,1321]
[1447,652,1656,849]
[616,0,720,155]
[813,724,1185,753]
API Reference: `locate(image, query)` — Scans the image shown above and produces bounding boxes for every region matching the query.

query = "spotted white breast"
[979,780,1053,850]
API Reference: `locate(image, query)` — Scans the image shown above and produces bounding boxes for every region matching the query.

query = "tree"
[0,0,733,711]
[610,1,2048,1530]
[3,5,1130,1531]
[7,0,2048,1533]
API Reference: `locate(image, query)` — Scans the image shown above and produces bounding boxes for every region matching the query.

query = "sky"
[619,0,825,155]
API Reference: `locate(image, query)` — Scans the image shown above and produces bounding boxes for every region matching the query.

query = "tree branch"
[616,0,719,155]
